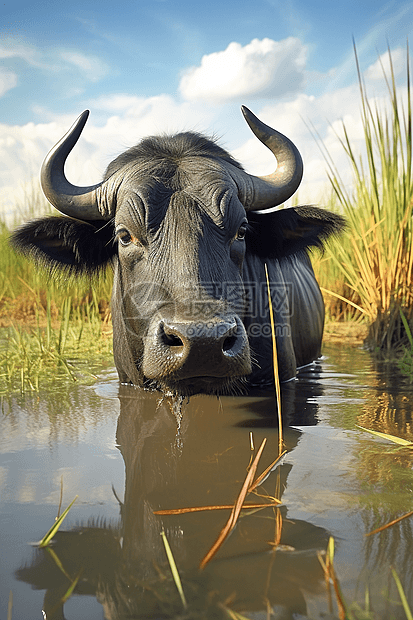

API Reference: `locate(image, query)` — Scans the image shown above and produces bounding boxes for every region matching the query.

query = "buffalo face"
[109,169,253,395]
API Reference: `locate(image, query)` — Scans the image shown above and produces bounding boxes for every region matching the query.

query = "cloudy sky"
[1,0,412,221]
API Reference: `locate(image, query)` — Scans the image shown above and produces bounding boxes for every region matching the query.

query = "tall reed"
[316,45,413,352]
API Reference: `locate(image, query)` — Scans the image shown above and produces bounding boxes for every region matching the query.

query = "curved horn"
[240,106,303,211]
[41,111,110,220]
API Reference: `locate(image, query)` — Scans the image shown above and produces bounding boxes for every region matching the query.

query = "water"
[1,343,413,619]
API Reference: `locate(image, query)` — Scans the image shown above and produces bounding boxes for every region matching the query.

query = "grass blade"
[160,529,187,609]
[318,537,347,620]
[46,569,84,619]
[357,425,413,446]
[220,605,251,620]
[400,307,413,348]
[60,569,83,603]
[319,287,368,315]
[46,547,73,580]
[37,495,78,548]
[57,475,64,519]
[7,591,12,620]
[391,567,413,620]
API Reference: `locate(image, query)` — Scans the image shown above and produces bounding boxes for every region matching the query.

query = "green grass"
[0,308,113,395]
[0,220,114,395]
[312,44,413,355]
[0,220,113,319]
[160,529,188,610]
[37,495,79,548]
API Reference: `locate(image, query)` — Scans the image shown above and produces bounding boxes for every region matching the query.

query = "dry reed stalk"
[264,264,283,456]
[248,450,287,492]
[365,509,413,537]
[154,501,281,515]
[199,438,267,569]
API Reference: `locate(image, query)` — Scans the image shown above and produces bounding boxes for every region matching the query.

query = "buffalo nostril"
[160,324,184,347]
[165,333,184,347]
[222,334,237,351]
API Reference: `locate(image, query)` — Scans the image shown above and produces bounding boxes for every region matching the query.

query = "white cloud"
[364,47,405,82]
[88,93,211,136]
[0,120,66,221]
[89,94,144,112]
[0,39,109,82]
[179,37,307,103]
[0,69,17,97]
[0,41,40,66]
[60,51,109,82]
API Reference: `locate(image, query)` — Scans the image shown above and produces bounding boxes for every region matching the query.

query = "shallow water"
[1,343,413,619]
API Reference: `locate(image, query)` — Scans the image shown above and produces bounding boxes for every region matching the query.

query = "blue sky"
[1,0,412,219]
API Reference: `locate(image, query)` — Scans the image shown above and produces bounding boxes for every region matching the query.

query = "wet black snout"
[142,314,251,381]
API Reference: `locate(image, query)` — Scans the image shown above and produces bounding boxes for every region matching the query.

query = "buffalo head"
[11,107,344,396]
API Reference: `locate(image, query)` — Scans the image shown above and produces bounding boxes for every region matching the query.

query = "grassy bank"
[0,218,113,327]
[0,222,114,395]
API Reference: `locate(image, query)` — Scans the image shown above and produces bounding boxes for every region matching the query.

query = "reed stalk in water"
[265,264,283,455]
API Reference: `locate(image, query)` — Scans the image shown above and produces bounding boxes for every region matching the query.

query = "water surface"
[1,343,413,619]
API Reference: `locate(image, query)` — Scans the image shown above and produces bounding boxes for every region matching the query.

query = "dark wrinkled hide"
[11,130,345,395]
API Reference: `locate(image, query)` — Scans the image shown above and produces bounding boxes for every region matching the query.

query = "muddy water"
[1,343,413,619]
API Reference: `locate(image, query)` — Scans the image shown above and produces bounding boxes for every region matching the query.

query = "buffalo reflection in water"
[16,372,329,619]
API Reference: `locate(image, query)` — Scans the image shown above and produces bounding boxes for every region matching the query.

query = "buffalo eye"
[235,223,247,241]
[116,229,133,246]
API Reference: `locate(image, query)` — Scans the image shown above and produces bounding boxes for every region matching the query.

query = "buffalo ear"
[246,206,346,259]
[10,216,117,275]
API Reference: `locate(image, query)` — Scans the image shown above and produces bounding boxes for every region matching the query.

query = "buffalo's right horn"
[41,111,111,221]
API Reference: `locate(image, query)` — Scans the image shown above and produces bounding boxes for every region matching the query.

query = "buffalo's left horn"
[240,106,303,210]
[41,110,110,220]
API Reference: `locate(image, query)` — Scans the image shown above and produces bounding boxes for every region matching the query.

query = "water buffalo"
[11,107,344,396]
